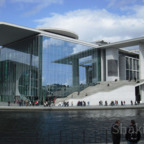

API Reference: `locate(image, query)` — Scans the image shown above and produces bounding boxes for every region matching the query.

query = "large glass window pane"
[130,70,132,79]
[137,60,139,70]
[0,36,39,102]
[130,58,132,70]
[134,71,136,79]
[134,59,137,70]
[126,70,129,80]
[137,72,139,79]
[126,57,129,69]
[133,59,135,70]
[42,37,100,98]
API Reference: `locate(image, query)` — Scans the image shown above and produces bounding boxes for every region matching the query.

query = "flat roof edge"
[1,22,144,50]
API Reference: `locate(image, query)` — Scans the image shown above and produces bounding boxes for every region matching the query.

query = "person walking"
[125,120,141,144]
[111,120,121,144]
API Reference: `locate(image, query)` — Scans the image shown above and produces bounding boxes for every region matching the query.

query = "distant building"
[0,22,144,103]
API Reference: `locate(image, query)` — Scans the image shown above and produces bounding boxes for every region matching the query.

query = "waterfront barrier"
[0,128,144,144]
[0,104,144,111]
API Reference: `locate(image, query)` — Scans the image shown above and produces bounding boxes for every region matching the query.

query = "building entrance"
[135,86,141,104]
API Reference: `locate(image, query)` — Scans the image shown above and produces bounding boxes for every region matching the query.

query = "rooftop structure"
[37,28,79,39]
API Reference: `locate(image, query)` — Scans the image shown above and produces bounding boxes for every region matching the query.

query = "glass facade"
[41,36,101,99]
[0,36,40,102]
[126,56,139,80]
[0,35,102,101]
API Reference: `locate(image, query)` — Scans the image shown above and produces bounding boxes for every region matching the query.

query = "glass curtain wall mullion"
[0,49,1,101]
[0,35,39,102]
[38,36,43,102]
[29,41,32,97]
[125,56,139,80]
[41,36,98,99]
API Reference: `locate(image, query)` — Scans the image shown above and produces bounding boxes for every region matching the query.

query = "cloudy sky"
[1,0,144,43]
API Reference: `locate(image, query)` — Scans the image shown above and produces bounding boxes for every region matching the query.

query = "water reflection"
[0,109,143,144]
[67,109,140,118]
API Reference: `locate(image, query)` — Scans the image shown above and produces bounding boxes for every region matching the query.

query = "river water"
[0,109,143,144]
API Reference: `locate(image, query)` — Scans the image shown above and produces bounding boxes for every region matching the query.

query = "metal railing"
[0,129,144,144]
[0,128,143,144]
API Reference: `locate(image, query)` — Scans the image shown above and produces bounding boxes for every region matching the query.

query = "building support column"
[72,59,79,86]
[92,53,97,83]
[85,66,89,85]
[139,43,144,79]
[101,49,105,81]
[119,55,126,80]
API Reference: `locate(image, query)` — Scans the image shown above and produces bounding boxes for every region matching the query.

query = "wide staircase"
[53,84,88,97]
[55,80,141,104]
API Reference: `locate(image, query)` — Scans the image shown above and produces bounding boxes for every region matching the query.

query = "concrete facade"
[101,49,106,81]
[119,55,126,80]
[139,43,144,79]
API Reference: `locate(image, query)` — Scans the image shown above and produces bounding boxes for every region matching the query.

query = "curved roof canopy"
[38,28,79,39]
[1,22,144,50]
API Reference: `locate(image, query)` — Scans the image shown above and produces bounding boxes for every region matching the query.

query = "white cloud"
[42,76,46,84]
[35,7,144,43]
[43,38,64,49]
[64,78,72,86]
[80,79,86,85]
[11,0,63,15]
[79,56,92,64]
[72,45,91,54]
[132,5,144,18]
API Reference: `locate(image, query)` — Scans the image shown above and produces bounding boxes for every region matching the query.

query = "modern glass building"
[0,22,143,102]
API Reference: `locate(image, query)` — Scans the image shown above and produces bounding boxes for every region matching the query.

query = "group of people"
[121,101,126,106]
[63,101,69,107]
[77,101,86,106]
[43,100,51,107]
[14,99,34,106]
[59,100,139,107]
[111,120,141,144]
[99,100,124,106]
[43,98,56,107]
[98,100,140,106]
[13,99,49,106]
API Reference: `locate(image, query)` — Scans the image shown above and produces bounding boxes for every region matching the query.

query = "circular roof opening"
[38,28,79,39]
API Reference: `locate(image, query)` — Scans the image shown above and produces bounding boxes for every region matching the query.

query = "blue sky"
[1,0,144,43]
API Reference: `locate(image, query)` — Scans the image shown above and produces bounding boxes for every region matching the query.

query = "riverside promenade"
[0,102,144,110]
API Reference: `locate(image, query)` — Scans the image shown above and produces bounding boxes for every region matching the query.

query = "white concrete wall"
[119,55,126,80]
[101,49,105,81]
[92,53,98,83]
[61,85,135,106]
[106,48,119,81]
[139,44,144,79]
